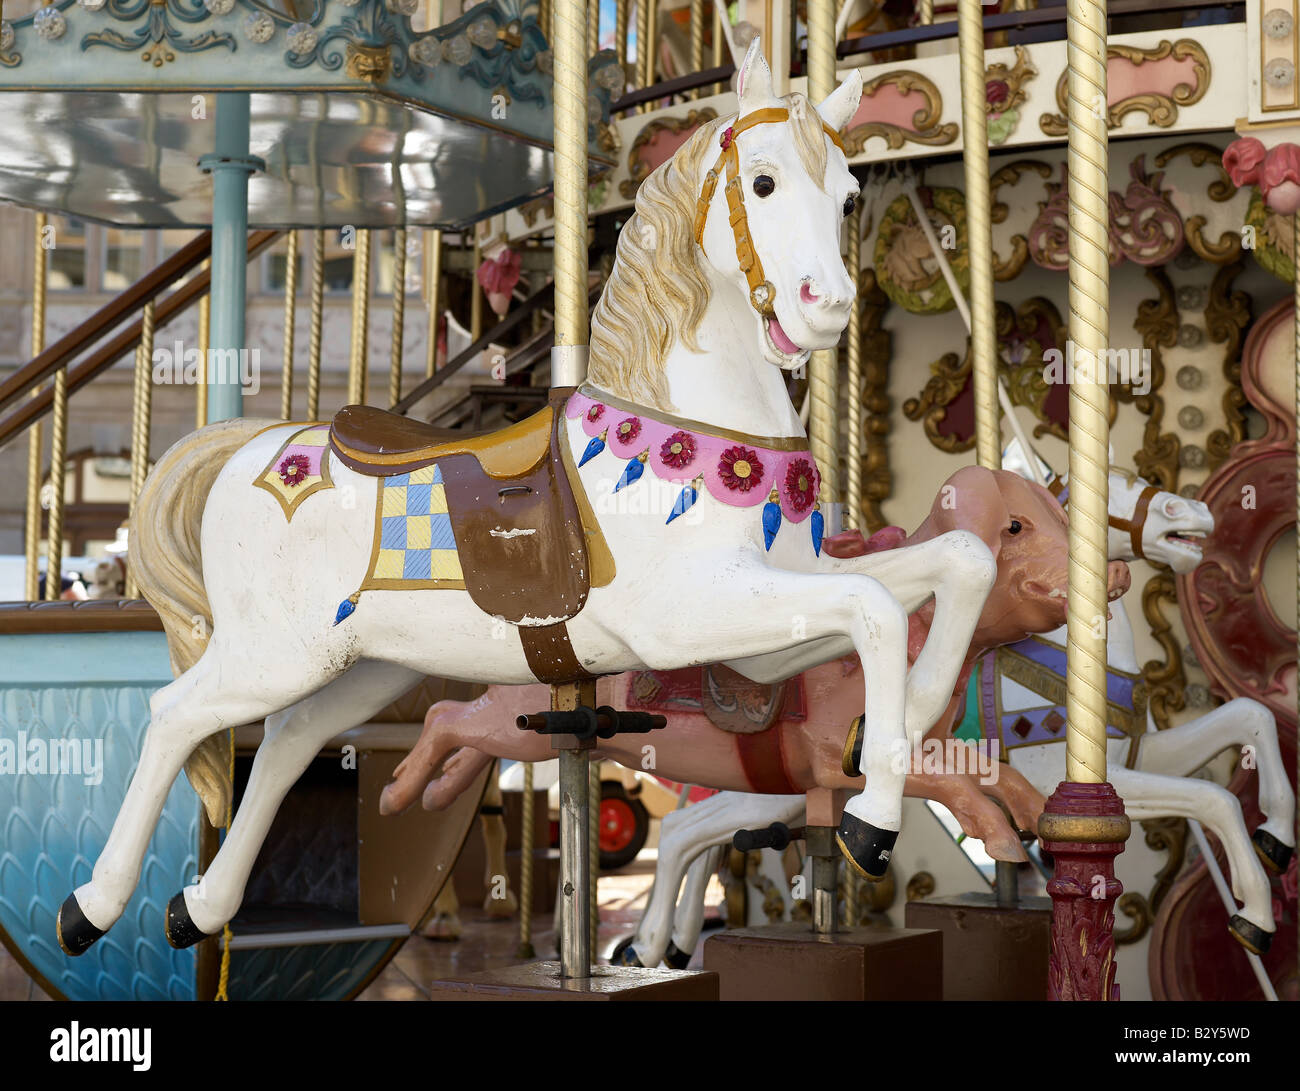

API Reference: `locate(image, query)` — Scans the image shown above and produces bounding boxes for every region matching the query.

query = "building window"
[102,227,145,291]
[47,216,88,292]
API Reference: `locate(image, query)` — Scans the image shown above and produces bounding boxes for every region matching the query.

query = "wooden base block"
[703,924,942,1001]
[904,892,1051,1001]
[427,961,719,1001]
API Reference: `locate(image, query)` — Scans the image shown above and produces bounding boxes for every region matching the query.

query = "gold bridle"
[692,107,846,320]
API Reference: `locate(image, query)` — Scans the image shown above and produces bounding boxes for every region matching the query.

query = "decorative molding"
[1027,158,1185,271]
[989,159,1052,280]
[619,107,716,200]
[1154,142,1244,264]
[843,70,958,154]
[985,46,1037,146]
[1039,39,1211,136]
[872,186,968,315]
[1203,261,1252,471]
[858,267,892,532]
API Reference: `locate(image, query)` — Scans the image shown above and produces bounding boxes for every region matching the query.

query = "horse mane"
[586,93,831,412]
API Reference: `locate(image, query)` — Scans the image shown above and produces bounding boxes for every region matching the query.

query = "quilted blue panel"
[0,632,198,1000]
[228,940,398,1002]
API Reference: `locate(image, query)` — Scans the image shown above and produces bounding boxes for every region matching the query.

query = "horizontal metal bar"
[227,923,410,951]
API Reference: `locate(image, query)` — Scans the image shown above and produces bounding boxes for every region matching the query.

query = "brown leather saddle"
[328,389,614,683]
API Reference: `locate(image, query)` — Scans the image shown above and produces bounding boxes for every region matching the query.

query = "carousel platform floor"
[0,856,689,1001]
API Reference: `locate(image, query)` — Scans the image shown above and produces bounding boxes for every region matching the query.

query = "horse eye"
[1009,520,1023,535]
[753,175,775,197]
[843,195,856,217]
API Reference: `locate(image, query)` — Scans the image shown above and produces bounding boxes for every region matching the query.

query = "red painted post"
[1038,780,1130,1001]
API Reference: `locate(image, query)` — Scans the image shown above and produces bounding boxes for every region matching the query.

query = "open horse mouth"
[765,315,810,362]
[1162,529,1206,557]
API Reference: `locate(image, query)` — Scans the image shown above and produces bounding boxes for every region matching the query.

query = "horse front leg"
[1136,698,1295,875]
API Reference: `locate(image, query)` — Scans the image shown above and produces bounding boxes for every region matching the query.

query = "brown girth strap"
[693,107,846,319]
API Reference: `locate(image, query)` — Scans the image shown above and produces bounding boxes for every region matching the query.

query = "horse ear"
[815,69,863,135]
[736,36,776,112]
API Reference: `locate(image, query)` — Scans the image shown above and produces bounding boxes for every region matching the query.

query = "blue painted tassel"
[613,457,644,492]
[334,597,357,625]
[579,433,606,467]
[666,484,698,524]
[762,500,782,551]
[810,509,825,557]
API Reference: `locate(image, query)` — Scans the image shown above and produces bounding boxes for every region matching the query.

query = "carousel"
[0,0,1294,1006]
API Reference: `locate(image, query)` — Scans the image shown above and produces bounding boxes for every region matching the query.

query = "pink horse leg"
[907,772,1028,863]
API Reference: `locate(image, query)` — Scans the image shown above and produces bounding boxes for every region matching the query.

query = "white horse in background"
[620,443,1294,968]
[57,40,998,957]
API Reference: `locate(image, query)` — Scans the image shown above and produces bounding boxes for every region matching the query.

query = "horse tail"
[132,417,270,828]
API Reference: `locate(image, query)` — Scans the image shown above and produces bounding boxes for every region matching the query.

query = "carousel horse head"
[1001,436,1213,575]
[587,36,863,408]
[912,465,1131,648]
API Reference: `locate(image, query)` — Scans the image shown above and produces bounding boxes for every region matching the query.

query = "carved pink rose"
[1261,143,1300,214]
[1222,137,1267,188]
[986,79,1010,107]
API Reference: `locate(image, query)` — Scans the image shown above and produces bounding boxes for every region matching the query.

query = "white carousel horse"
[622,444,1295,966]
[57,39,998,955]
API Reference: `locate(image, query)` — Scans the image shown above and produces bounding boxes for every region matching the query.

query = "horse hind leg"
[163,661,422,948]
[59,645,328,955]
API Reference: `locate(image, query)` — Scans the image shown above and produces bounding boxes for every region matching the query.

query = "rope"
[215,726,235,1001]
[517,762,535,958]
[1063,0,1111,783]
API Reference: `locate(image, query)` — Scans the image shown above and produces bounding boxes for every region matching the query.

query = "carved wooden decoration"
[842,71,958,154]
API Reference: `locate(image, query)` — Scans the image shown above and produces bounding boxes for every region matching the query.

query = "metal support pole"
[349,229,372,405]
[844,201,863,531]
[806,826,838,935]
[196,259,210,428]
[588,758,601,951]
[689,0,704,99]
[424,228,442,379]
[307,231,325,418]
[1038,0,1128,1002]
[390,228,407,408]
[806,0,839,506]
[200,93,262,424]
[517,761,536,959]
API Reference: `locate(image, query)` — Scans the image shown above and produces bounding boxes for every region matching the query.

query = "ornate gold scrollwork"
[1204,261,1252,470]
[990,160,1053,281]
[1154,142,1244,264]
[843,71,959,154]
[1039,39,1211,136]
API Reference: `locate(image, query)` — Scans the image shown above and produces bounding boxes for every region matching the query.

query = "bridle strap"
[1048,474,1158,560]
[1109,484,1159,560]
[693,107,846,319]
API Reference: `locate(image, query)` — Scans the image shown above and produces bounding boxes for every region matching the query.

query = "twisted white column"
[1064,0,1110,784]
[807,0,839,503]
[553,0,590,354]
[958,0,999,472]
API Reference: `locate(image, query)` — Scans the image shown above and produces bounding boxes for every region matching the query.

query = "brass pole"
[917,0,934,24]
[806,0,838,505]
[636,0,654,110]
[280,230,298,420]
[470,238,483,343]
[517,761,536,958]
[958,0,999,472]
[616,0,628,68]
[197,258,210,429]
[844,200,863,530]
[44,369,67,602]
[424,228,442,379]
[24,212,47,601]
[588,0,600,57]
[126,301,156,599]
[689,0,704,99]
[712,1,723,94]
[589,758,601,951]
[348,229,371,405]
[307,230,325,418]
[1063,0,1110,784]
[389,228,407,408]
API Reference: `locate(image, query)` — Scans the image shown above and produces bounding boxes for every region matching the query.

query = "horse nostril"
[800,283,820,304]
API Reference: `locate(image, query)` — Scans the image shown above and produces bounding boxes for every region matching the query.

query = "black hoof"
[56,894,105,957]
[1228,914,1272,956]
[611,942,643,967]
[835,812,898,882]
[165,891,213,951]
[663,941,691,970]
[1252,829,1294,875]
[840,715,864,778]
